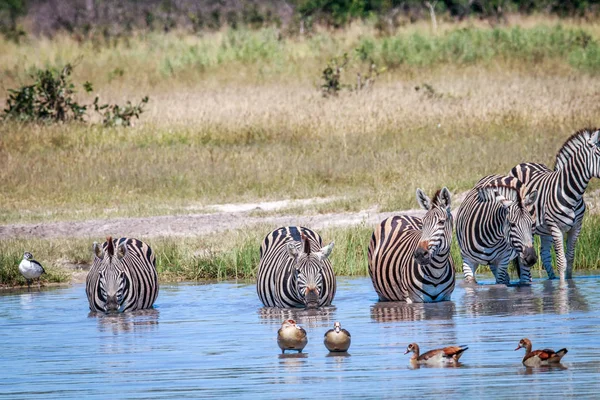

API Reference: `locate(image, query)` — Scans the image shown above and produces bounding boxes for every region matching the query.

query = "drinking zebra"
[455,174,538,285]
[511,128,600,280]
[86,236,159,313]
[256,226,336,309]
[368,188,455,303]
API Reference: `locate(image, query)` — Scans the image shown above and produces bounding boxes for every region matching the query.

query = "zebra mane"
[555,128,599,170]
[478,183,523,206]
[301,232,311,254]
[431,189,445,206]
[106,236,114,257]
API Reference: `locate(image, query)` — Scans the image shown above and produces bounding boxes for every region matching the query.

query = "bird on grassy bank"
[19,252,46,288]
[404,343,468,365]
[324,321,351,352]
[277,319,308,354]
[515,338,568,367]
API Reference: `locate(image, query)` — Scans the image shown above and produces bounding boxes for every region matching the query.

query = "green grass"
[2,21,600,223]
[2,216,600,286]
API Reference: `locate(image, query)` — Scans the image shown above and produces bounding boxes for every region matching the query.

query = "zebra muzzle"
[413,245,431,265]
[521,247,537,267]
[304,288,319,309]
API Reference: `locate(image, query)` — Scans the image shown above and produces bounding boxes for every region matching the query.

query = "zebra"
[368,187,455,303]
[256,226,336,309]
[86,236,159,313]
[511,128,600,280]
[455,174,538,285]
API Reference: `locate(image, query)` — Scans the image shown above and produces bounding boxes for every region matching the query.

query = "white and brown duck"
[277,319,308,354]
[324,321,351,352]
[515,338,568,367]
[405,343,468,365]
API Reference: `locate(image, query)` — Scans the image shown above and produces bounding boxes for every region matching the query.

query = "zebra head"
[286,233,334,309]
[479,186,538,267]
[93,237,128,313]
[413,187,453,265]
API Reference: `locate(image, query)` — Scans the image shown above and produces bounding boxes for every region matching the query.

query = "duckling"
[404,343,468,365]
[324,321,351,352]
[19,252,45,288]
[515,338,568,367]
[277,319,308,354]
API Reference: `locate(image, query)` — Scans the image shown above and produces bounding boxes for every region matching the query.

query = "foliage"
[321,50,386,97]
[3,64,89,122]
[93,96,149,127]
[2,63,149,126]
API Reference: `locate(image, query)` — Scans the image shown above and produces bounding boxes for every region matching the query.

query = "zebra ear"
[287,242,300,259]
[116,242,126,260]
[93,242,103,259]
[416,188,431,210]
[588,129,600,146]
[317,241,335,261]
[524,190,538,207]
[437,187,451,211]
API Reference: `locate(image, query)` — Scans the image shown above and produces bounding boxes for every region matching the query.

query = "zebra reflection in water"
[258,306,335,329]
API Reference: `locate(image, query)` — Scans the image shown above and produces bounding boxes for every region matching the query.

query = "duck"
[277,319,308,354]
[515,338,568,367]
[19,252,46,288]
[404,343,468,365]
[324,321,351,352]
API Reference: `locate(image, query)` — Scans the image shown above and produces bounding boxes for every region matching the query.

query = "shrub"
[2,63,149,126]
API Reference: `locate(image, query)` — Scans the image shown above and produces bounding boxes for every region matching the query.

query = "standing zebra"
[86,236,159,313]
[256,226,336,309]
[456,174,538,285]
[511,128,600,280]
[368,188,455,303]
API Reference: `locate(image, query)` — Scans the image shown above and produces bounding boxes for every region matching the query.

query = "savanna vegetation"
[2,9,600,284]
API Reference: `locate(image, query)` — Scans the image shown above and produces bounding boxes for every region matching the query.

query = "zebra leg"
[462,259,478,284]
[549,225,567,280]
[565,219,583,279]
[539,234,556,280]
[515,257,532,285]
[495,263,510,285]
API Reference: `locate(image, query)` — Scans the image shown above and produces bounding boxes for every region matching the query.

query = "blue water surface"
[1,275,599,399]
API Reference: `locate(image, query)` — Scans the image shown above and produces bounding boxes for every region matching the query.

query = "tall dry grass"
[2,19,600,223]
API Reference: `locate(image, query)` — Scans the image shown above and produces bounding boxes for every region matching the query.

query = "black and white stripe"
[368,188,455,303]
[256,226,336,309]
[86,236,159,313]
[511,128,600,280]
[455,174,538,285]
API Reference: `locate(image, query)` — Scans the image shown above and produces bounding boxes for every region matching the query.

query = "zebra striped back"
[86,236,158,313]
[368,188,455,303]
[511,128,600,280]
[455,174,538,285]
[256,226,336,309]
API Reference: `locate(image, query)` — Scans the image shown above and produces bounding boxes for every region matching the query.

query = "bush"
[2,63,149,127]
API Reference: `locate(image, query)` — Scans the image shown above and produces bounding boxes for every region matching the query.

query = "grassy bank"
[2,214,600,286]
[3,21,600,223]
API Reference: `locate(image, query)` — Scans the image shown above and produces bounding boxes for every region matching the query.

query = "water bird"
[404,343,468,365]
[515,338,568,367]
[277,319,308,354]
[19,252,46,288]
[324,321,351,352]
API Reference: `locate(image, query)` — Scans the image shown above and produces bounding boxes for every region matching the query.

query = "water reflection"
[258,306,335,328]
[370,301,456,322]
[408,362,464,369]
[540,279,588,314]
[519,364,568,375]
[90,309,160,335]
[461,279,588,318]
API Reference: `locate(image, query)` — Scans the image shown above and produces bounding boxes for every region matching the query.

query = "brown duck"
[277,319,308,354]
[324,321,351,352]
[405,343,468,365]
[515,338,568,367]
